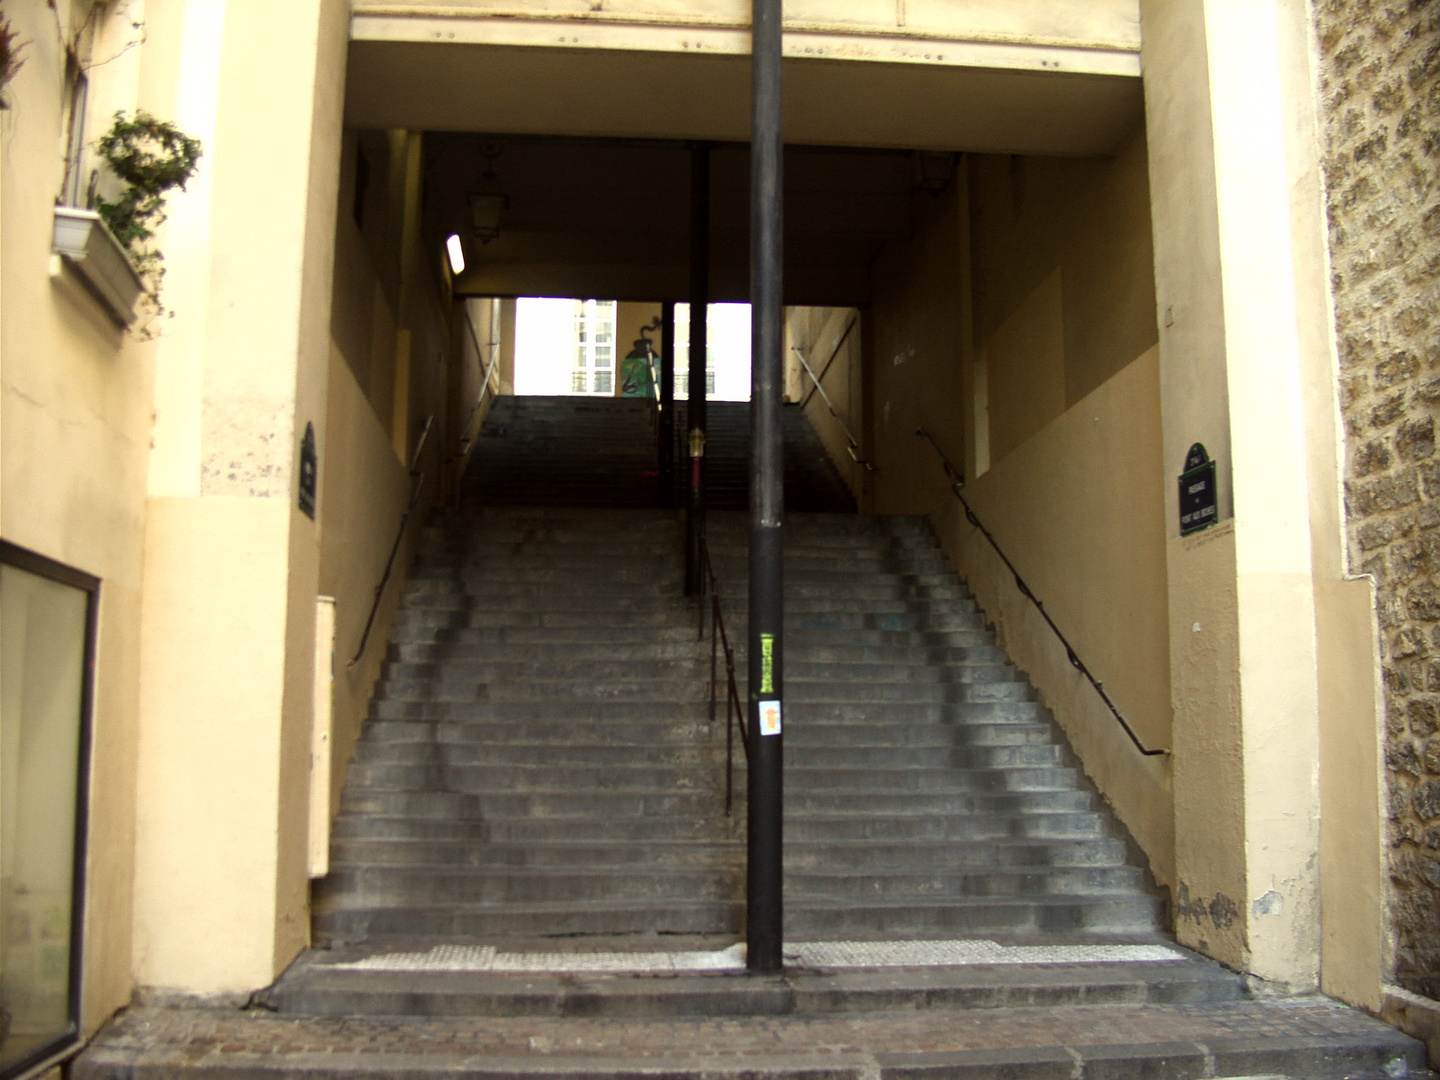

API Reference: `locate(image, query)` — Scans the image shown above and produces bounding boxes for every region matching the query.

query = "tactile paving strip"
[333,939,1186,973]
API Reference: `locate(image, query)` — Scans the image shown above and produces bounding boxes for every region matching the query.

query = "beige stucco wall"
[318,115,472,881]
[970,130,1158,461]
[943,348,1175,884]
[134,498,298,989]
[352,0,1143,52]
[1141,0,1372,1000]
[869,178,967,515]
[133,0,351,995]
[787,306,867,505]
[449,297,501,495]
[0,0,155,1035]
[864,130,1172,884]
[318,352,412,824]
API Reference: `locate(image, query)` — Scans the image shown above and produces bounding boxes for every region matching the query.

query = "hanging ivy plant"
[93,109,202,318]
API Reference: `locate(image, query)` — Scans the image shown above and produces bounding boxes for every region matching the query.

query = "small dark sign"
[1178,443,1217,536]
[299,422,318,520]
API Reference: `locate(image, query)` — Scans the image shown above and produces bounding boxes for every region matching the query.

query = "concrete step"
[784,865,1150,899]
[352,741,725,766]
[380,658,701,682]
[331,815,742,844]
[255,949,1252,1020]
[314,898,742,940]
[784,680,1032,703]
[329,836,1129,871]
[784,661,1016,683]
[312,893,1164,942]
[343,762,728,792]
[331,809,1108,845]
[365,698,1046,725]
[357,719,717,745]
[389,640,704,663]
[352,740,1065,769]
[338,789,731,820]
[367,700,712,721]
[315,866,744,906]
[340,764,1083,798]
[373,677,704,703]
[315,865,1148,909]
[357,708,1049,742]
[786,895,1164,936]
[329,838,747,869]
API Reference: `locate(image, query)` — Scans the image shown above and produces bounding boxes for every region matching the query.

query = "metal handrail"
[643,345,662,434]
[797,314,857,411]
[915,427,1168,758]
[698,536,749,813]
[791,343,876,472]
[348,416,435,669]
[457,302,502,455]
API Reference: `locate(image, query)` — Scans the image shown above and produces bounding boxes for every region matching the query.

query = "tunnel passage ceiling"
[354,27,1144,306]
[431,137,925,305]
[348,40,1143,156]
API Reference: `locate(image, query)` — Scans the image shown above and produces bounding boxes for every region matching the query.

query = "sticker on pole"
[758,700,782,736]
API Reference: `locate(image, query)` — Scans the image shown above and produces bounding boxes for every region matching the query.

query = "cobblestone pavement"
[85,996,1400,1061]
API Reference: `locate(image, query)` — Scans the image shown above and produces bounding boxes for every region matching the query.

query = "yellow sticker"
[760,633,775,693]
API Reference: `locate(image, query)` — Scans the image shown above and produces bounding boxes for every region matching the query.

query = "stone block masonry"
[1314,0,1440,1000]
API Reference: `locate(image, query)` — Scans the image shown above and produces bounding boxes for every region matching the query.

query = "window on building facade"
[672,302,716,397]
[571,299,617,395]
[0,543,96,1080]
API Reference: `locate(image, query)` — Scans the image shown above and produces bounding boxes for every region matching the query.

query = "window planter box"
[51,207,144,327]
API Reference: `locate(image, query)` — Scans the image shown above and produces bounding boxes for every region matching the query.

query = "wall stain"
[1175,883,1239,930]
[1252,889,1283,917]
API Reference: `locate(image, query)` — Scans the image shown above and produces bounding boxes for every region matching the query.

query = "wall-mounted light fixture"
[915,151,959,195]
[445,233,466,275]
[468,143,508,244]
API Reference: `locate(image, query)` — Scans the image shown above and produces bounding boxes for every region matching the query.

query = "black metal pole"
[747,0,784,975]
[685,143,711,597]
[659,301,676,507]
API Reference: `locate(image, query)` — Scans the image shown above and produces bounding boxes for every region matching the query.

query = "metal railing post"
[660,301,676,507]
[685,145,711,598]
[747,0,785,975]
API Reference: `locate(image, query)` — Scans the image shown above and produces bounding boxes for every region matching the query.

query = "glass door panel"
[0,545,95,1079]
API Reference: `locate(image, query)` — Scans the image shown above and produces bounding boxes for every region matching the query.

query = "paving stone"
[74,998,1430,1080]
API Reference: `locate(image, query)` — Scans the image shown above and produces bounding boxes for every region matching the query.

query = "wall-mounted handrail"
[797,314,857,411]
[698,536,749,813]
[643,344,662,433]
[915,427,1169,758]
[791,343,875,472]
[348,415,435,670]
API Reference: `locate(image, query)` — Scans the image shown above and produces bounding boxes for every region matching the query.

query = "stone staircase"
[707,512,1162,940]
[75,393,1434,1080]
[307,503,1163,951]
[312,506,738,944]
[467,394,855,512]
[671,399,856,512]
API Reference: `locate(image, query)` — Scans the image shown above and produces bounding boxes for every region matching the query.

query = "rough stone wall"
[1314,0,1440,999]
